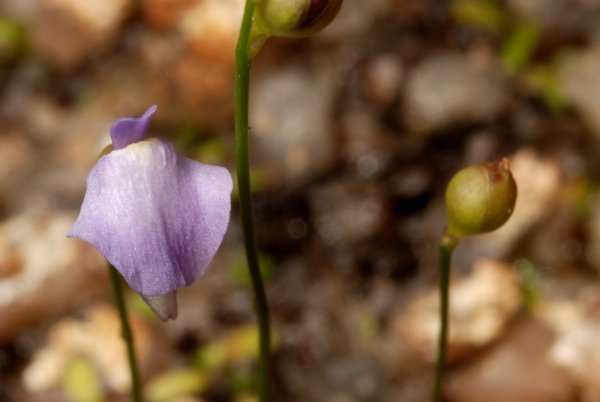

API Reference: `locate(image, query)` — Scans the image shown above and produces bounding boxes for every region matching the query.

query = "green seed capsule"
[445,158,517,238]
[254,0,343,38]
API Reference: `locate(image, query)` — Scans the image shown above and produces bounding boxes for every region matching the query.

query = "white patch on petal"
[107,138,160,169]
[142,291,178,321]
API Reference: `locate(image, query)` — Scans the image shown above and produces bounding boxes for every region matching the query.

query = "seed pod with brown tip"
[253,0,343,38]
[445,159,517,238]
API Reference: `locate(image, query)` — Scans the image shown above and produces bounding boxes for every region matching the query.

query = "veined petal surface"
[68,139,232,296]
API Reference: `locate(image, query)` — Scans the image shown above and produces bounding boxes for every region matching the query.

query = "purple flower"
[68,105,232,320]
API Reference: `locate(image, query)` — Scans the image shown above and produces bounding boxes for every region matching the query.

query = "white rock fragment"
[23,305,153,393]
[508,0,600,36]
[32,0,130,69]
[251,60,336,184]
[178,0,244,57]
[551,320,600,402]
[0,211,107,343]
[446,319,574,402]
[397,259,522,362]
[0,134,35,209]
[141,0,199,30]
[404,52,508,134]
[364,54,404,104]
[309,179,385,246]
[535,299,585,334]
[561,44,600,140]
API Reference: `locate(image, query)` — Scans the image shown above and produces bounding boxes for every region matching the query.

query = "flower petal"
[142,292,178,321]
[68,139,232,296]
[110,105,157,150]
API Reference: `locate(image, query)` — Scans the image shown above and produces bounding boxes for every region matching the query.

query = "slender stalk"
[432,233,458,402]
[108,265,143,402]
[235,2,272,401]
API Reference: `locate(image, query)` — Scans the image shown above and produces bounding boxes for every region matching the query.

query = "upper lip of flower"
[110,104,158,150]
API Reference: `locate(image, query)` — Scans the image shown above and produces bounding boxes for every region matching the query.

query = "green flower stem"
[108,264,143,402]
[235,1,272,402]
[432,232,458,402]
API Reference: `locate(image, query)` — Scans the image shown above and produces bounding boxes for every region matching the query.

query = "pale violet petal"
[110,105,157,150]
[68,138,232,297]
[142,292,178,321]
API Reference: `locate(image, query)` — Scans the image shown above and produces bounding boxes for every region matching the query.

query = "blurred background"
[2,0,600,401]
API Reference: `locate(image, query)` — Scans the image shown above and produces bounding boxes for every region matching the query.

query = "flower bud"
[253,0,343,38]
[445,159,517,238]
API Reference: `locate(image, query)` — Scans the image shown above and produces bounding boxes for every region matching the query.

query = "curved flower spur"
[68,105,233,320]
